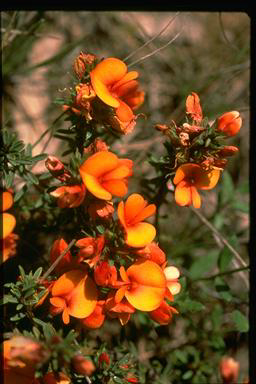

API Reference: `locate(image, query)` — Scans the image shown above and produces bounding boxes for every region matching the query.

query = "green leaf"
[189,251,219,280]
[178,297,205,313]
[231,310,249,332]
[232,200,249,213]
[33,267,43,279]
[214,277,233,302]
[218,246,233,272]
[182,370,194,380]
[25,172,39,185]
[31,153,47,163]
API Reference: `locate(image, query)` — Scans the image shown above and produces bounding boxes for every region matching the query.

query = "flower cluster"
[155,92,242,208]
[63,52,145,135]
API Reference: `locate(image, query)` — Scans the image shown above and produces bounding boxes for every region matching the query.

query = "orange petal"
[116,100,134,123]
[173,164,198,185]
[197,169,221,190]
[129,204,156,226]
[174,180,192,207]
[102,165,131,181]
[62,308,70,324]
[117,201,127,229]
[68,276,98,318]
[92,58,127,86]
[114,80,139,98]
[2,191,13,211]
[115,286,127,304]
[191,186,201,208]
[50,297,66,308]
[126,222,156,248]
[124,193,147,223]
[81,173,112,200]
[51,270,87,297]
[90,73,120,108]
[80,151,118,178]
[111,71,139,91]
[126,284,165,312]
[101,179,128,197]
[120,266,130,282]
[118,159,133,175]
[1,213,16,239]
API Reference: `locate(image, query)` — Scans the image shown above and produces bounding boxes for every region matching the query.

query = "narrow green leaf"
[218,246,233,272]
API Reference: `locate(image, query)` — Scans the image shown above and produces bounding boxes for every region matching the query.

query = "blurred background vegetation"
[2,11,250,383]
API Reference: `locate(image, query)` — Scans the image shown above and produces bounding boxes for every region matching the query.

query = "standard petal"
[51,270,87,297]
[1,213,16,239]
[127,260,166,288]
[125,285,165,311]
[80,151,118,177]
[81,173,112,200]
[91,58,127,86]
[124,193,147,224]
[129,204,156,226]
[126,222,156,248]
[68,276,98,318]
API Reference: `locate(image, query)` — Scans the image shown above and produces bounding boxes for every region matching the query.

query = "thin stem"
[41,239,76,281]
[218,12,239,51]
[127,28,183,68]
[123,12,179,62]
[190,206,247,269]
[193,265,250,282]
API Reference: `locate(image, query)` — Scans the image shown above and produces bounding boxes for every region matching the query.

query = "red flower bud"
[219,356,240,384]
[98,352,110,367]
[72,354,96,376]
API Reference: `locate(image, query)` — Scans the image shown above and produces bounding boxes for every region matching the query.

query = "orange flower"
[149,300,178,325]
[117,193,156,248]
[217,111,242,137]
[90,57,144,124]
[219,356,240,384]
[105,291,135,325]
[135,242,166,265]
[79,151,133,200]
[50,238,72,273]
[42,372,71,384]
[185,92,203,123]
[72,354,96,376]
[114,259,166,311]
[94,261,117,286]
[76,235,105,267]
[50,269,98,324]
[81,300,106,329]
[1,190,18,262]
[50,184,86,208]
[173,163,221,208]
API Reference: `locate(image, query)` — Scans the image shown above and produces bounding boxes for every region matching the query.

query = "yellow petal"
[126,222,156,248]
[1,213,16,239]
[81,173,112,200]
[68,276,98,318]
[90,73,120,108]
[52,270,87,297]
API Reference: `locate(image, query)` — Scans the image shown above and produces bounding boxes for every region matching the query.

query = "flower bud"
[98,352,110,367]
[50,185,86,208]
[154,124,169,134]
[72,354,96,376]
[219,356,240,384]
[107,115,136,135]
[84,138,109,154]
[182,123,204,134]
[88,200,114,221]
[45,156,71,182]
[73,52,97,79]
[136,242,166,265]
[217,111,242,137]
[7,336,50,367]
[217,145,239,157]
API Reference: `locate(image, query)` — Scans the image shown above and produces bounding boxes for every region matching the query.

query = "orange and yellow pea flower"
[50,269,98,324]
[149,300,179,325]
[114,259,166,312]
[117,193,156,248]
[105,291,135,326]
[90,57,144,123]
[1,190,17,262]
[79,151,133,201]
[173,163,221,209]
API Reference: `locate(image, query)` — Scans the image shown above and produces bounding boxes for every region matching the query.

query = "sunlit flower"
[117,193,156,248]
[217,111,242,137]
[90,57,144,125]
[1,190,18,262]
[76,235,105,267]
[173,163,221,208]
[114,259,166,311]
[79,151,133,200]
[149,300,178,325]
[185,92,203,123]
[50,184,86,208]
[50,269,98,324]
